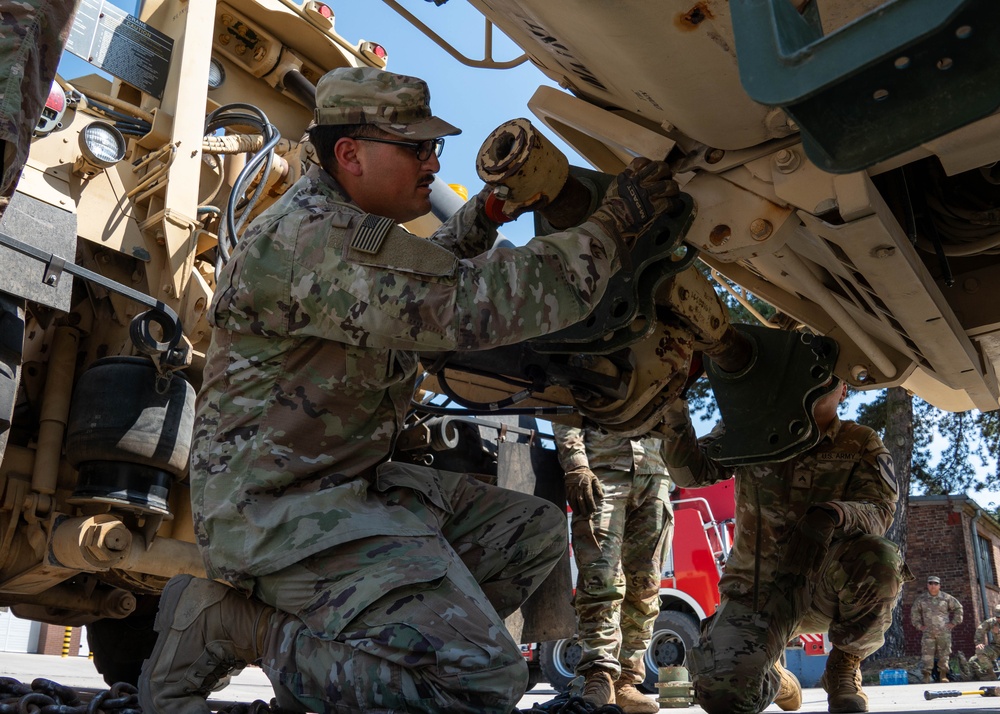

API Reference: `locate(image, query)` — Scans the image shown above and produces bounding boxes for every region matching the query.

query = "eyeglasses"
[354,137,445,161]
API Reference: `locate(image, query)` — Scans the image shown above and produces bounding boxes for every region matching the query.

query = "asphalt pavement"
[3,651,1000,712]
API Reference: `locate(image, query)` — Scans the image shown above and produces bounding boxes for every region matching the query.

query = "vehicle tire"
[539,638,582,693]
[86,597,160,686]
[640,610,700,694]
[526,662,543,691]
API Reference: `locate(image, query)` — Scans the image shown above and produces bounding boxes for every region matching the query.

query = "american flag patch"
[351,214,394,254]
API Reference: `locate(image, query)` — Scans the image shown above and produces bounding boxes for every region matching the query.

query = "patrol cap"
[927,576,941,584]
[313,67,461,141]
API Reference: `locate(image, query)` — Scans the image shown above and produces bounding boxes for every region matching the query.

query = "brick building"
[901,495,1000,657]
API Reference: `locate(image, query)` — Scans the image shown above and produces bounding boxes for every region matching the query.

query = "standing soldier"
[552,424,673,713]
[967,604,1000,680]
[911,576,963,683]
[660,377,909,714]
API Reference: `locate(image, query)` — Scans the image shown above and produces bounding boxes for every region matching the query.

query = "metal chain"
[1,675,621,714]
[517,693,625,714]
[0,677,285,714]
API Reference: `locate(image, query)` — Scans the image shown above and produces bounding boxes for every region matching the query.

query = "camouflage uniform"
[911,589,963,677]
[0,1,79,206]
[552,424,673,687]
[660,408,906,714]
[970,615,1000,679]
[191,141,626,710]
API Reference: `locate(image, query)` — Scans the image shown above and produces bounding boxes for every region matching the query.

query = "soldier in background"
[552,424,673,713]
[968,604,1000,680]
[138,66,682,714]
[0,1,80,213]
[660,377,908,714]
[911,576,963,683]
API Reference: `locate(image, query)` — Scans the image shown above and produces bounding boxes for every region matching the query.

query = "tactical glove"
[563,466,604,517]
[661,399,691,431]
[782,505,839,576]
[587,157,680,248]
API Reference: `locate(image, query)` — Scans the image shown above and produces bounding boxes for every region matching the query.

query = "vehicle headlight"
[208,58,226,90]
[78,121,126,170]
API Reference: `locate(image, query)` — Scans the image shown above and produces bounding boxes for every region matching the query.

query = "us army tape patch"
[351,214,394,254]
[877,453,897,493]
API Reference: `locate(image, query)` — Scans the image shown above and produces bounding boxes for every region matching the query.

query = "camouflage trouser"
[920,630,953,674]
[253,470,566,713]
[970,644,1000,679]
[572,468,672,685]
[690,534,905,714]
[0,0,79,203]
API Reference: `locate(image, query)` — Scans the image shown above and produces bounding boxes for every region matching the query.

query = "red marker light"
[45,84,66,113]
[316,3,332,19]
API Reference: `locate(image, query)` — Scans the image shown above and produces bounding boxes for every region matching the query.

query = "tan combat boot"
[820,648,868,713]
[614,681,658,713]
[581,669,615,707]
[922,670,931,684]
[773,659,803,711]
[138,574,275,713]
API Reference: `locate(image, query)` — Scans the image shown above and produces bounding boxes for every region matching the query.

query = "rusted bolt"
[749,219,773,241]
[218,33,230,45]
[774,149,800,173]
[705,148,725,164]
[235,43,246,56]
[871,245,896,259]
[709,225,731,246]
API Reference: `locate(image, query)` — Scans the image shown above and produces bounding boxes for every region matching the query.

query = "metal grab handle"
[0,229,183,356]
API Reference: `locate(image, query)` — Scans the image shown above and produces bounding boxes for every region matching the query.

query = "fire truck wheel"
[640,610,700,693]
[538,637,582,692]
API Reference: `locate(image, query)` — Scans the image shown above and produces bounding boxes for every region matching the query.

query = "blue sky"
[57,0,582,245]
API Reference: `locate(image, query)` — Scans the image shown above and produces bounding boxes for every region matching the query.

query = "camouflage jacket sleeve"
[659,406,734,489]
[951,594,965,625]
[425,189,498,260]
[218,170,623,352]
[911,595,926,628]
[551,423,589,473]
[0,0,79,199]
[825,425,896,538]
[975,618,994,643]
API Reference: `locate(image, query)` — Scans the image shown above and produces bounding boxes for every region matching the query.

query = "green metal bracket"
[731,0,1000,173]
[705,324,838,465]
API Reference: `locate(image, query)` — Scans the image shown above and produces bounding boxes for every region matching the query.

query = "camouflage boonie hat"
[314,66,461,140]
[927,576,941,583]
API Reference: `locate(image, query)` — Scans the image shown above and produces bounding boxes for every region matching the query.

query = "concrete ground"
[2,652,999,712]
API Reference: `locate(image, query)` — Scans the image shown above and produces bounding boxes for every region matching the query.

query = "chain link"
[1,675,626,713]
[0,677,284,714]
